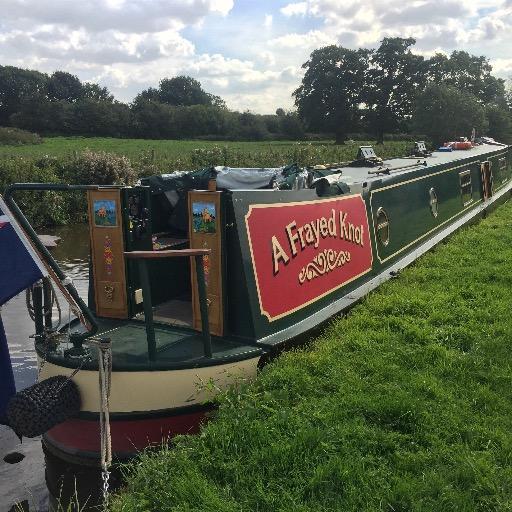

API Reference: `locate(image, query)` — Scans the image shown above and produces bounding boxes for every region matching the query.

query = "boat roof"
[141,142,508,194]
[335,143,509,187]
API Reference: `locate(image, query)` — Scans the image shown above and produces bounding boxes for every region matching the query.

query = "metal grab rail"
[368,160,428,175]
[3,183,101,338]
[124,249,212,361]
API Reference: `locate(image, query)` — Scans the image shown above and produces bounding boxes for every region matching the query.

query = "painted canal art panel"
[245,195,373,321]
[93,200,117,227]
[192,202,216,233]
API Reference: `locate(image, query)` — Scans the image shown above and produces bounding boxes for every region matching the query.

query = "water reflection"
[3,223,90,390]
[1,223,90,512]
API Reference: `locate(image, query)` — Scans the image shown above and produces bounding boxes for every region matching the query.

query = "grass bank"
[112,200,512,512]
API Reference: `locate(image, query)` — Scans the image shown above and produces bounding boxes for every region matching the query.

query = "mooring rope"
[80,336,113,508]
[96,338,113,509]
[25,278,62,328]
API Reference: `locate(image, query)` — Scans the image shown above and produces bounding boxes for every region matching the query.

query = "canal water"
[0,225,89,512]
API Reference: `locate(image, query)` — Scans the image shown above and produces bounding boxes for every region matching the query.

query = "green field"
[0,136,302,159]
[112,201,512,511]
[0,136,410,169]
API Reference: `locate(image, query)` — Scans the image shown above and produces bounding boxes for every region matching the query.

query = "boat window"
[375,207,390,246]
[459,170,473,206]
[429,188,438,218]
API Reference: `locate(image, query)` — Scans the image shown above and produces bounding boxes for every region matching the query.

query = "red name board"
[245,195,373,321]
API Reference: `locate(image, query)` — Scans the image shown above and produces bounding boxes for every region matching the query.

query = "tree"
[294,45,370,144]
[365,38,425,143]
[131,99,177,139]
[82,83,114,102]
[485,104,512,143]
[424,53,450,83]
[280,112,305,139]
[413,83,487,146]
[0,66,48,125]
[68,99,131,137]
[132,87,161,106]
[158,76,215,106]
[426,51,506,104]
[47,71,83,102]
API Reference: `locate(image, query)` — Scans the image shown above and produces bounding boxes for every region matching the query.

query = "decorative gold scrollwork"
[104,284,114,302]
[298,249,351,284]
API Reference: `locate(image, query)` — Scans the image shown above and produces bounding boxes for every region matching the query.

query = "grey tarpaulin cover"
[214,166,283,189]
[139,164,312,234]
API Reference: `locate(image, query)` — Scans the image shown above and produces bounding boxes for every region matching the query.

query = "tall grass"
[0,126,42,146]
[0,139,409,228]
[111,199,512,511]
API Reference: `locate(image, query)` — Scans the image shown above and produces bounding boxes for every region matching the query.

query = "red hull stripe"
[45,410,209,455]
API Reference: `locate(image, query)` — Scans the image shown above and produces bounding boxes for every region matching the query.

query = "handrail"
[124,249,213,361]
[125,249,210,259]
[368,161,427,175]
[3,183,100,339]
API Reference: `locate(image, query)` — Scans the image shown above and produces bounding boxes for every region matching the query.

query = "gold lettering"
[320,217,328,238]
[311,219,321,248]
[328,209,337,236]
[297,226,306,249]
[304,224,314,244]
[339,212,348,240]
[359,225,364,246]
[354,226,361,246]
[348,223,355,242]
[285,221,299,256]
[272,236,289,274]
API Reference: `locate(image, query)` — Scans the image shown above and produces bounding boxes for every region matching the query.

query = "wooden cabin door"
[189,190,224,336]
[481,161,493,200]
[87,188,129,319]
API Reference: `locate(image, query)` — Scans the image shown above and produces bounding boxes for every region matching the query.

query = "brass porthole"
[429,187,438,218]
[375,207,390,246]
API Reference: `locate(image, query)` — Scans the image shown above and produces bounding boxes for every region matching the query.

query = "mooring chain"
[86,337,113,510]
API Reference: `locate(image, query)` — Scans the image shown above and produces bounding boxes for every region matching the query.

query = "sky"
[0,0,511,113]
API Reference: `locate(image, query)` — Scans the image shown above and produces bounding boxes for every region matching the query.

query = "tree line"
[295,38,511,145]
[0,69,304,140]
[1,37,511,144]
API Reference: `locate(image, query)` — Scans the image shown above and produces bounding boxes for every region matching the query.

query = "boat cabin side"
[86,143,512,349]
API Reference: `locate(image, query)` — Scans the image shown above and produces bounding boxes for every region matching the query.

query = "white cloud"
[0,0,233,33]
[270,30,334,50]
[0,0,510,113]
[280,2,308,16]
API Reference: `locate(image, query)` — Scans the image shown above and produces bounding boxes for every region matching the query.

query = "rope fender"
[6,375,81,438]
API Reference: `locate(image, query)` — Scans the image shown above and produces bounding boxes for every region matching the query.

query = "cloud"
[270,30,334,50]
[0,0,510,114]
[0,0,233,34]
[279,0,512,50]
[280,2,308,16]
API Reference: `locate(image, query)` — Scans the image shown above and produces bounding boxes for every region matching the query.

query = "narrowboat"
[3,138,512,505]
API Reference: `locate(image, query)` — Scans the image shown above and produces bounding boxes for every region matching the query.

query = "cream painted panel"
[39,356,260,413]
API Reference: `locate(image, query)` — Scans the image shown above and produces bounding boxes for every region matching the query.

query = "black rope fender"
[6,375,81,438]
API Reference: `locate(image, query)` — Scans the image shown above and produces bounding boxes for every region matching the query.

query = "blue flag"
[0,196,47,422]
[0,197,47,305]
[0,315,15,424]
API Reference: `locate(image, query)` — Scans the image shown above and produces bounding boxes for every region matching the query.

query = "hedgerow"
[1,139,408,227]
